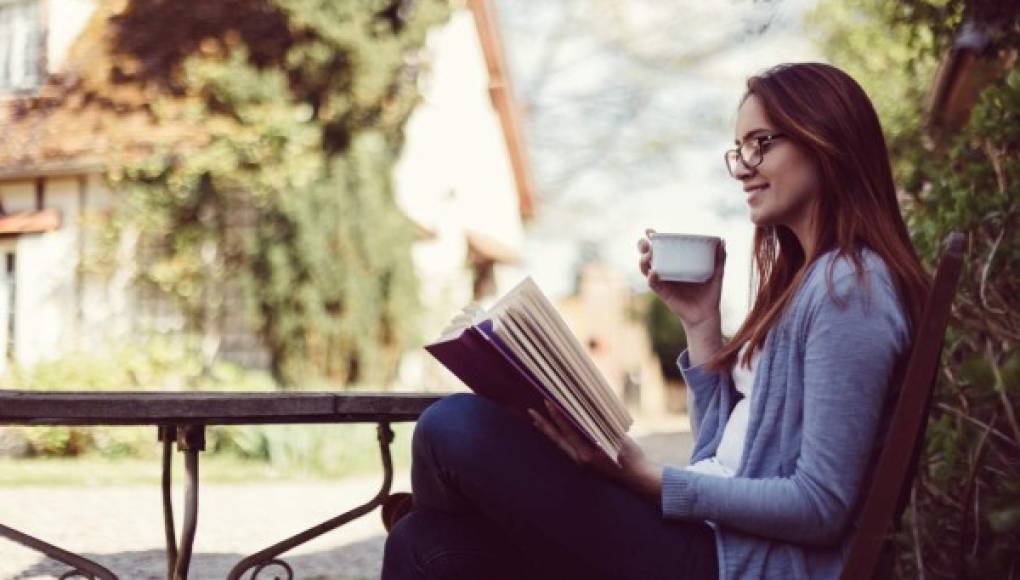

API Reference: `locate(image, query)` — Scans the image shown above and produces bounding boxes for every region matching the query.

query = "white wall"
[396,10,524,253]
[393,8,528,390]
[0,174,136,373]
[0,178,77,367]
[46,0,97,73]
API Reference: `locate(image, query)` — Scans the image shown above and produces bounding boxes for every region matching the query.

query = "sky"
[494,0,823,333]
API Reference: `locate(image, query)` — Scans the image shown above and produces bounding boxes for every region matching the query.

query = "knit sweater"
[661,248,911,580]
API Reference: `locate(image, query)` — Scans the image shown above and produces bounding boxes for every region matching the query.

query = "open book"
[425,277,633,464]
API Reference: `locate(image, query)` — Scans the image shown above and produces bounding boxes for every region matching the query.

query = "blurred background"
[0,0,1017,578]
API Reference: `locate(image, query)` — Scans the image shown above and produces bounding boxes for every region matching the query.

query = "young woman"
[381,62,931,580]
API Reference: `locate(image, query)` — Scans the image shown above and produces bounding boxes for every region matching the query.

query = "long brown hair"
[707,62,931,372]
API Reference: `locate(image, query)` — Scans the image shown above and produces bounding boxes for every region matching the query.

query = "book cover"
[424,319,547,415]
[424,277,630,464]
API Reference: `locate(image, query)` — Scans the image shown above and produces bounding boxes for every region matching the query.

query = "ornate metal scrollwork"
[226,421,396,580]
[250,558,295,580]
[58,570,96,580]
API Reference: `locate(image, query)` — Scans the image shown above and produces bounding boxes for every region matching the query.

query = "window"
[3,250,14,360]
[0,0,44,92]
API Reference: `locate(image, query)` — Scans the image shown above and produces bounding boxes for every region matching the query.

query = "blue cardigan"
[662,248,911,580]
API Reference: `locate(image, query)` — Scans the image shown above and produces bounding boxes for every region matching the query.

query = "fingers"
[637,232,653,276]
[646,268,660,289]
[528,408,578,463]
[544,401,591,452]
[544,400,575,436]
[712,239,727,280]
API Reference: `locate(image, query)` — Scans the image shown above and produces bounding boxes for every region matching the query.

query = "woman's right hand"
[638,228,726,331]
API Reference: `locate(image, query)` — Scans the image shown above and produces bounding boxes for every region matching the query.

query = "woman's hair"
[706,62,931,372]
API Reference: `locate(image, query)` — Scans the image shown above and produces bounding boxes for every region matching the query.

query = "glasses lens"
[725,150,740,176]
[742,140,763,168]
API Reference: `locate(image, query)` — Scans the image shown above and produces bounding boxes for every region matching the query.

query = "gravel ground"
[0,428,692,580]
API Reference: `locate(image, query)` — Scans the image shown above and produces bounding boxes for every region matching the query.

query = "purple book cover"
[426,319,605,453]
[424,319,547,414]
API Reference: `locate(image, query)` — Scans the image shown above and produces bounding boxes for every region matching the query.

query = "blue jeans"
[382,393,718,580]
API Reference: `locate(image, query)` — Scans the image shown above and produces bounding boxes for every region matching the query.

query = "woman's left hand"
[528,400,663,503]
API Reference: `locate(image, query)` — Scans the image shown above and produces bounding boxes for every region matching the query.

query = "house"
[391,0,538,390]
[0,0,536,381]
[556,261,673,417]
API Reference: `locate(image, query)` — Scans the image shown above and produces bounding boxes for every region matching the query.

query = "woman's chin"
[748,210,772,226]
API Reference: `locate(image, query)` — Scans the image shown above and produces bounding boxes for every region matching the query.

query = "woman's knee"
[413,393,499,458]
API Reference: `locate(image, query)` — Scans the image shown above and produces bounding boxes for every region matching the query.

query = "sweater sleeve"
[661,270,909,546]
[676,349,724,439]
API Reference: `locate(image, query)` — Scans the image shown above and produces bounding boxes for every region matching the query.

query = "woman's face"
[732,94,821,235]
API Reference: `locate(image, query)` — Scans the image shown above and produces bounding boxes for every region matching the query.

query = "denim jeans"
[382,393,718,580]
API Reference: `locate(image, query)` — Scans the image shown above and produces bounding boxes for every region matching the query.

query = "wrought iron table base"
[226,422,395,580]
[0,522,117,580]
[1,421,397,580]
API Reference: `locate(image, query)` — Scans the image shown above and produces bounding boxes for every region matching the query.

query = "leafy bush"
[0,336,276,459]
[1,336,413,479]
[811,1,1019,576]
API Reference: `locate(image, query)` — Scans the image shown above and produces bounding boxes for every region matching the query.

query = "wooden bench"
[840,231,965,579]
[0,391,446,580]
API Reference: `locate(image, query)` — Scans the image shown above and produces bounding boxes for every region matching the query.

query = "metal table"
[0,390,445,580]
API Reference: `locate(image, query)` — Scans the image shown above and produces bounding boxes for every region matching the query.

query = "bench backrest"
[839,232,965,580]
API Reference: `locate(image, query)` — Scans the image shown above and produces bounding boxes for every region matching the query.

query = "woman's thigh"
[409,393,717,580]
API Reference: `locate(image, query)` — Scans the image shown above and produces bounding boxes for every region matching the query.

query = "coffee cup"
[648,233,721,283]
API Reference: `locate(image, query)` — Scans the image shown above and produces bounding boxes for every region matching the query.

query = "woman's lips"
[746,185,768,204]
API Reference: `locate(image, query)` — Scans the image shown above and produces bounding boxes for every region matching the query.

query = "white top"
[685,341,760,478]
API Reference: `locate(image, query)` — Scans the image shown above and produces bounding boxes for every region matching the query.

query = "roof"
[0,5,203,182]
[0,0,539,224]
[0,208,61,235]
[928,16,1020,138]
[468,0,537,221]
[466,229,520,264]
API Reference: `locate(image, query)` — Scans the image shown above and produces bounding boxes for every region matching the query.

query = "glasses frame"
[724,133,787,177]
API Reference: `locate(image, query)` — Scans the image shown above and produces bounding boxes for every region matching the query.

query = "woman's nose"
[733,160,755,180]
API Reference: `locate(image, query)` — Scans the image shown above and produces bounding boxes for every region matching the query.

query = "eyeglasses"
[724,133,786,177]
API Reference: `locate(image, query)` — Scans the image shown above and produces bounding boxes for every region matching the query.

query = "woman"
[382,62,931,580]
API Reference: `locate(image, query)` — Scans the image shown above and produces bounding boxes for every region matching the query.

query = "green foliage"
[95,0,451,385]
[810,1,1019,577]
[638,293,688,381]
[210,422,412,477]
[0,337,277,458]
[0,339,413,477]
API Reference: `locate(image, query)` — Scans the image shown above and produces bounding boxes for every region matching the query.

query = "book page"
[509,296,626,437]
[492,312,613,452]
[436,303,488,342]
[489,278,631,434]
[509,281,632,433]
[503,306,619,444]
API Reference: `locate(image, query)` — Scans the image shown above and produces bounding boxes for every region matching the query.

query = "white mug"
[649,233,721,283]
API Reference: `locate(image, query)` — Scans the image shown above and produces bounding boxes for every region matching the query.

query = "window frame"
[0,0,47,96]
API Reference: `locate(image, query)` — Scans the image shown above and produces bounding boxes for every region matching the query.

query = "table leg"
[159,426,178,580]
[0,522,118,579]
[225,422,396,580]
[159,425,205,580]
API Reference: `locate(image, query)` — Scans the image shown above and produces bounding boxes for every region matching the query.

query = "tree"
[639,293,688,382]
[810,1,1019,577]
[493,0,787,242]
[88,0,452,386]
